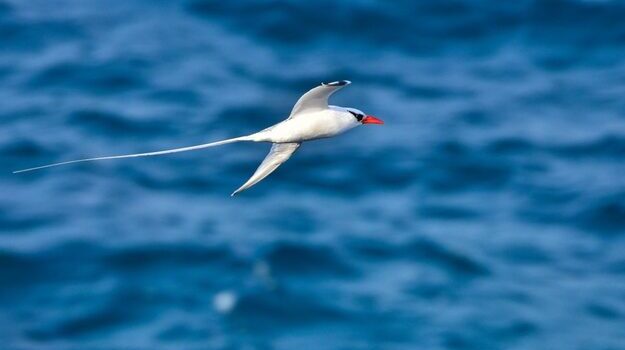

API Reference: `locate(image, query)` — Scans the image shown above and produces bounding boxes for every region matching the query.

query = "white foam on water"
[213,290,238,314]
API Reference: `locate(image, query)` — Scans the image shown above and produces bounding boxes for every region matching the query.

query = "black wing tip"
[322,80,351,87]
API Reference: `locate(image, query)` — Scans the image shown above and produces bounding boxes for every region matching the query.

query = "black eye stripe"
[348,111,363,121]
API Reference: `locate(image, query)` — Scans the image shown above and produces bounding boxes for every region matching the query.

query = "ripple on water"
[68,109,173,137]
[404,238,489,278]
[105,243,243,272]
[549,135,625,160]
[27,61,147,95]
[574,193,625,235]
[231,288,348,328]
[417,203,481,220]
[423,141,514,193]
[263,241,359,278]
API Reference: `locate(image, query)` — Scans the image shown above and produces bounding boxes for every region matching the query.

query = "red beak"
[362,115,384,125]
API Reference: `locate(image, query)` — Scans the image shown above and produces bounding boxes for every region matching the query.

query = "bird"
[13,80,384,195]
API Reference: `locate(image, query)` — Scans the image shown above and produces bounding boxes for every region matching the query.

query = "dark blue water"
[2,0,625,348]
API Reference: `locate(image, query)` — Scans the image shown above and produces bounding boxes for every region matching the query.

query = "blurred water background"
[2,0,625,349]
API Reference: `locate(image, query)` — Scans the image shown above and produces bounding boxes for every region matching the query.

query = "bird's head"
[345,107,384,126]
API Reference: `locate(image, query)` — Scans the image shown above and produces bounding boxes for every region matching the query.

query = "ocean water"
[2,0,625,349]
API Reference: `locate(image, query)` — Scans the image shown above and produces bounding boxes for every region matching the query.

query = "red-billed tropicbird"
[14,80,384,195]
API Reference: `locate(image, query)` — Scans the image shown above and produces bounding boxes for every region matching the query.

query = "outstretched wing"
[288,80,351,118]
[231,142,300,196]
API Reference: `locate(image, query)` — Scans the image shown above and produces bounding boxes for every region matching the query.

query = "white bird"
[13,80,384,195]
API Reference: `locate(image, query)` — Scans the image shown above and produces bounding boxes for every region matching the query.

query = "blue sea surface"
[2,0,625,349]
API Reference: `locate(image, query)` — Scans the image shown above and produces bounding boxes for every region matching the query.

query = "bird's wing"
[231,142,300,196]
[288,80,351,118]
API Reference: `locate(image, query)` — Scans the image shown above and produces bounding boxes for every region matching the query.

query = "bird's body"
[14,80,383,195]
[253,106,359,143]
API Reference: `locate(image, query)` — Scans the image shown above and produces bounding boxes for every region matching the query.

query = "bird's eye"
[348,111,363,121]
